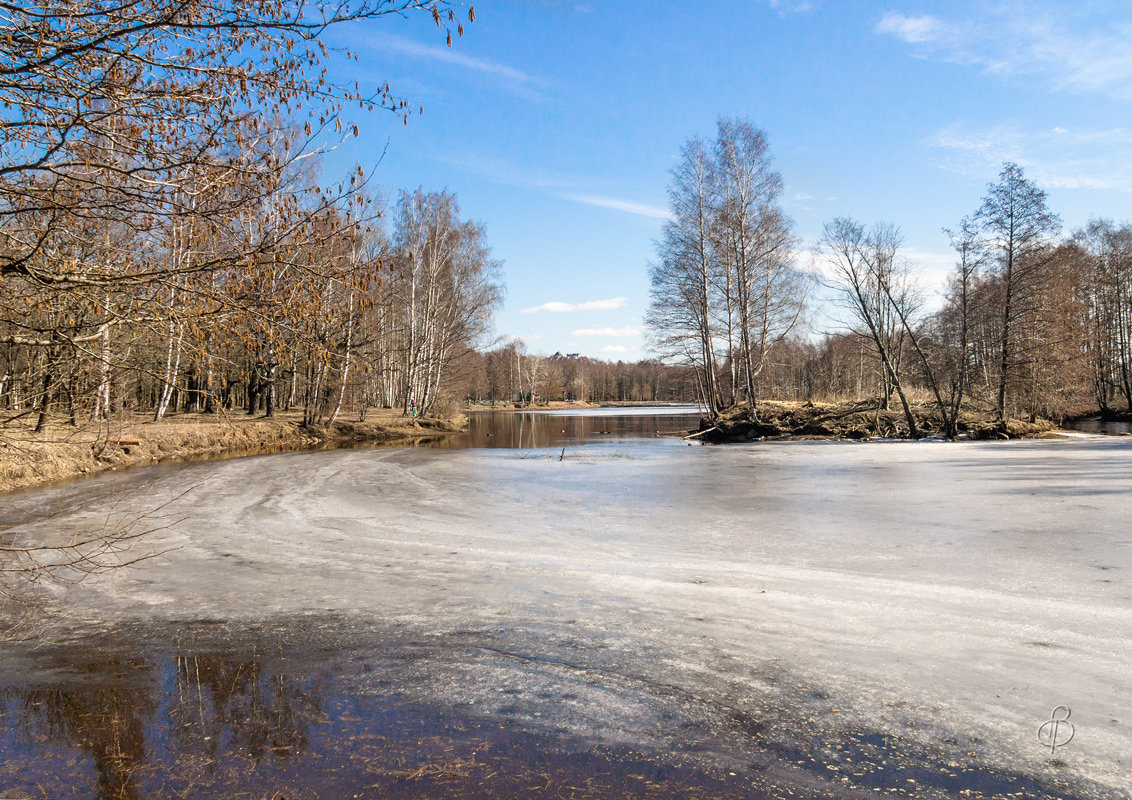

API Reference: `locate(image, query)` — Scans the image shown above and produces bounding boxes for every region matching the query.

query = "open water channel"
[0,407,1129,799]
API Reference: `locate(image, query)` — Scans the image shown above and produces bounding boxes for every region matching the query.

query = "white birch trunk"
[155,319,184,421]
[329,291,354,425]
[94,298,112,420]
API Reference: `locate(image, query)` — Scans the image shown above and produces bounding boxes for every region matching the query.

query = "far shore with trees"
[646,118,1132,441]
[2,0,1130,495]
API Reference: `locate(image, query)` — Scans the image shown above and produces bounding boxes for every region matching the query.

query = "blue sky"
[320,1,1132,361]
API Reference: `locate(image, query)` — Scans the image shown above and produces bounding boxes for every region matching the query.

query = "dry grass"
[0,409,461,495]
[695,399,1057,442]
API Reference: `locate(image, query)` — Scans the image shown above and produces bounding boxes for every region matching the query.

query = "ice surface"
[2,435,1129,796]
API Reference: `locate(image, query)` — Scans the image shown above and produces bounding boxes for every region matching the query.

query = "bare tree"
[971,163,1061,422]
[1075,219,1132,412]
[647,118,804,420]
[647,137,721,413]
[388,189,502,416]
[713,118,802,413]
[819,218,919,436]
[934,218,985,435]
[0,0,475,430]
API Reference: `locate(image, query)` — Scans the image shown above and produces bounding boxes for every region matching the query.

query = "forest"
[2,5,1129,437]
[0,0,497,432]
[647,120,1132,435]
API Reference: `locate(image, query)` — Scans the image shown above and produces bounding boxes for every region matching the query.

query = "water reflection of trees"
[5,650,323,800]
[21,673,154,800]
[169,653,323,763]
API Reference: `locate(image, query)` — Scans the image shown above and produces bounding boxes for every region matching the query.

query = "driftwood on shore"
[683,426,719,440]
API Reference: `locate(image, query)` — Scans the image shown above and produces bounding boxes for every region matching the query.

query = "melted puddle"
[0,621,1104,800]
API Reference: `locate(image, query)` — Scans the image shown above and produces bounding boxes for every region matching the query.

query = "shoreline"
[3,400,1121,496]
[0,411,464,496]
[688,399,1074,442]
[463,400,700,412]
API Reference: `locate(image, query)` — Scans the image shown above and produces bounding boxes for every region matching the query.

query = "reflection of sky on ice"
[1,424,1129,799]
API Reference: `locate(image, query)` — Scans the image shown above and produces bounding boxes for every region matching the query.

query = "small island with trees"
[645,120,1130,442]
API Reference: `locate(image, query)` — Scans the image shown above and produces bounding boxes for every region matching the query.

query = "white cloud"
[875,7,1132,98]
[598,345,633,354]
[802,236,953,288]
[571,326,641,337]
[875,12,951,44]
[367,34,548,89]
[521,297,628,314]
[560,193,672,221]
[767,0,814,13]
[902,248,958,302]
[928,123,1132,192]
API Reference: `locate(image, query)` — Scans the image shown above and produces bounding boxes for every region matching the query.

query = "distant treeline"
[450,345,699,405]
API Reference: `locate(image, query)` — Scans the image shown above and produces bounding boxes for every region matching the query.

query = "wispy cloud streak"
[368,34,548,88]
[522,297,628,314]
[876,8,1132,98]
[561,193,672,221]
[571,326,641,337]
[928,124,1132,192]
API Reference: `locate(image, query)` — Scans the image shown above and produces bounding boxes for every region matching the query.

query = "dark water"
[1064,418,1132,436]
[0,629,758,800]
[432,405,705,450]
[0,623,1096,800]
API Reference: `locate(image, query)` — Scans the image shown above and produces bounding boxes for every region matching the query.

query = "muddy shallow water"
[1,409,1129,799]
[1064,418,1132,436]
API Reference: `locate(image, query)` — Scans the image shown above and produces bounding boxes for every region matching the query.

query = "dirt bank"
[689,400,1058,442]
[0,410,463,495]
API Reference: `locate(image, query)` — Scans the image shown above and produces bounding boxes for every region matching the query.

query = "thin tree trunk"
[155,320,184,422]
[34,350,54,433]
[329,293,354,424]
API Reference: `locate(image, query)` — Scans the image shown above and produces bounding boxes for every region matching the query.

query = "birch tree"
[713,119,801,410]
[646,137,721,413]
[0,0,473,428]
[388,189,502,416]
[647,118,804,420]
[1074,219,1132,412]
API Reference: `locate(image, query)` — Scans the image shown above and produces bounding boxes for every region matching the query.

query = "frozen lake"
[1,409,1129,799]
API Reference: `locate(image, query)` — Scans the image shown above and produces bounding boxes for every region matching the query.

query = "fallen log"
[683,426,718,440]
